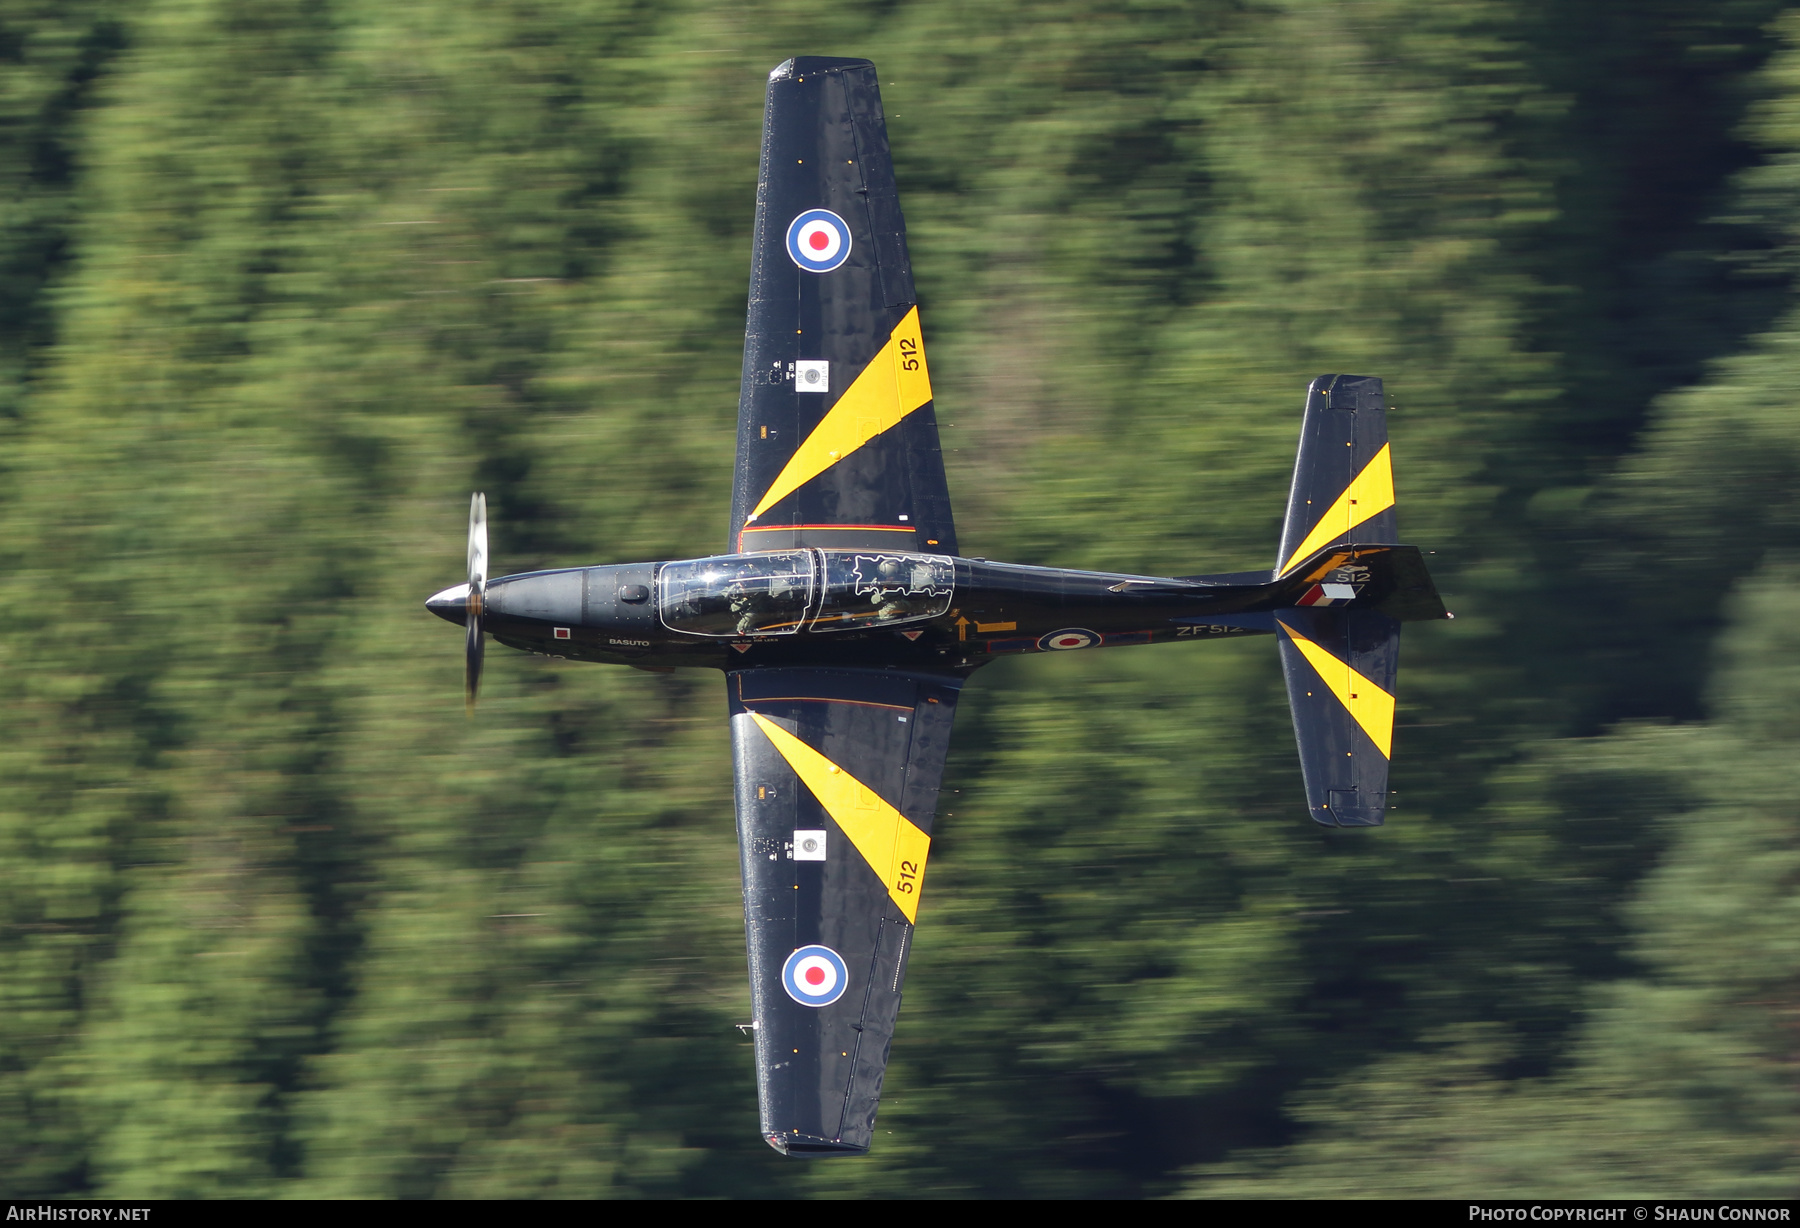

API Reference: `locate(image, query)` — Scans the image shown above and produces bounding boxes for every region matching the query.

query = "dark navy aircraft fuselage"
[427,545,1438,674]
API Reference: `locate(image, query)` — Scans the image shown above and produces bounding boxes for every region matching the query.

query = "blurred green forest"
[0,0,1797,1199]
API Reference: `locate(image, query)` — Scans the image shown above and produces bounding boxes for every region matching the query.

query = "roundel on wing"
[1039,628,1100,651]
[782,944,850,1007]
[786,209,852,273]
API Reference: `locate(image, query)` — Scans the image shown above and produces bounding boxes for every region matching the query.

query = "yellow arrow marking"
[746,306,933,525]
[1277,619,1394,757]
[1279,443,1395,577]
[748,711,930,922]
[955,615,969,642]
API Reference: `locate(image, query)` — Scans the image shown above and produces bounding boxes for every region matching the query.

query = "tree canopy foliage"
[0,0,1795,1198]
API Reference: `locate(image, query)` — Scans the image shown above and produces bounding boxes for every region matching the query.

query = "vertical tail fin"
[1277,376,1402,826]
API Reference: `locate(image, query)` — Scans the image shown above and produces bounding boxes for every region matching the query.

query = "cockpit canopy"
[657,550,954,638]
[657,551,813,637]
[812,550,954,631]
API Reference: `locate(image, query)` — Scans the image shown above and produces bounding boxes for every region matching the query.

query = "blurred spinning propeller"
[466,492,487,711]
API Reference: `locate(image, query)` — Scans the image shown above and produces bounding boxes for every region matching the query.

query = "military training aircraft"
[425,56,1448,1157]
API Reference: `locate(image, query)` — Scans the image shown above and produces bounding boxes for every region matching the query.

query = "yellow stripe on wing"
[1277,619,1395,758]
[1279,443,1395,577]
[746,306,934,526]
[748,711,930,922]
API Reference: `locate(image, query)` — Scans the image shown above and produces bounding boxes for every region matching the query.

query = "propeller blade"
[466,605,484,712]
[466,492,488,712]
[468,492,488,592]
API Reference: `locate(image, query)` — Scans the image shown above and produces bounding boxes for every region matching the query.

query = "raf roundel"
[782,944,850,1007]
[786,209,852,273]
[1039,628,1100,652]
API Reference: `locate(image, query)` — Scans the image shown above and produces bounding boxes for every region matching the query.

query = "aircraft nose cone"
[426,583,470,626]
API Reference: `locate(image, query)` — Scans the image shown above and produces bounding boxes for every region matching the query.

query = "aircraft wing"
[729,57,957,557]
[728,665,961,1154]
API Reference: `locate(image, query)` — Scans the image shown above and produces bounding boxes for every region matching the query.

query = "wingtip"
[764,1130,869,1158]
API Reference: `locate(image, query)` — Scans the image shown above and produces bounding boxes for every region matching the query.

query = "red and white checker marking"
[1296,582,1360,608]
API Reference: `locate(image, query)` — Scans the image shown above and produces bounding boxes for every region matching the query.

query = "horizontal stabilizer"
[1278,375,1396,578]
[1278,607,1400,827]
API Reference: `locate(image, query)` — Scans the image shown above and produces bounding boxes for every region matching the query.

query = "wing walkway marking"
[748,710,929,922]
[739,523,918,550]
[742,524,917,535]
[745,696,913,713]
[1276,619,1395,758]
[745,305,933,526]
[1279,443,1395,577]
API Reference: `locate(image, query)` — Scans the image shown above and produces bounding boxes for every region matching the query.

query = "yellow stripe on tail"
[1276,619,1396,757]
[1279,443,1395,577]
